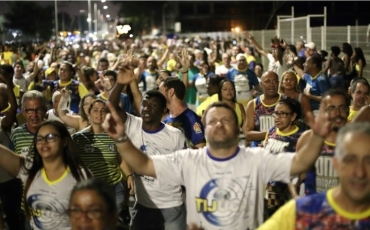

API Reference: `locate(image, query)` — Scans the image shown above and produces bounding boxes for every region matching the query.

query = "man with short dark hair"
[108,69,188,230]
[159,77,206,148]
[98,57,109,72]
[348,78,370,122]
[302,56,331,113]
[102,90,335,229]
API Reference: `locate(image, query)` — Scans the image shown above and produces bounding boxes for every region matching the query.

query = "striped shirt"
[72,127,122,185]
[10,124,35,157]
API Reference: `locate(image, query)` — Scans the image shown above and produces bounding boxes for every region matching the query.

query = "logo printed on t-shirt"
[193,122,202,134]
[84,144,94,153]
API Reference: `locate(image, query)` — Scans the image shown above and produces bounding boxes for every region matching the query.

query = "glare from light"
[101,0,106,2]
[67,32,71,35]
[87,18,91,22]
[105,31,109,35]
[103,6,108,9]
[116,25,131,34]
[106,14,110,18]
[89,33,94,37]
[129,34,133,38]
[235,27,241,33]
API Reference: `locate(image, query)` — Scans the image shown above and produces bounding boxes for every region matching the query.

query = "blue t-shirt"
[139,70,159,92]
[163,108,205,147]
[303,72,330,110]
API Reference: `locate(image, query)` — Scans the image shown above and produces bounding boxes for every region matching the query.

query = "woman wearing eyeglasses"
[68,178,126,230]
[262,97,305,218]
[0,120,91,230]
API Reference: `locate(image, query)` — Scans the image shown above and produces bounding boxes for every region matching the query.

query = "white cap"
[236,53,246,61]
[305,42,316,50]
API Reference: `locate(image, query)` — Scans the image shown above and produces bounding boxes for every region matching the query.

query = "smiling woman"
[0,120,92,230]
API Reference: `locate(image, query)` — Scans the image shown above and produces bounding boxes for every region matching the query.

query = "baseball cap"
[236,53,246,61]
[45,67,56,76]
[305,42,316,50]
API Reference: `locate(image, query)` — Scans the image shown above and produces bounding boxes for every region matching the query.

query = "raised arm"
[103,102,156,177]
[57,89,81,130]
[243,99,267,141]
[157,48,169,68]
[244,31,268,57]
[290,101,332,176]
[0,74,17,131]
[177,49,192,88]
[0,144,22,177]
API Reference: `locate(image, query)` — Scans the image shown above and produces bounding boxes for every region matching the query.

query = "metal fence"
[168,24,370,81]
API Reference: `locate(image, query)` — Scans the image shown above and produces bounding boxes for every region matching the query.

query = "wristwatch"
[113,135,129,143]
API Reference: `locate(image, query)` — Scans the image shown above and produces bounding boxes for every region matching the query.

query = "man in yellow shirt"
[258,122,370,230]
[348,78,370,122]
[196,75,223,117]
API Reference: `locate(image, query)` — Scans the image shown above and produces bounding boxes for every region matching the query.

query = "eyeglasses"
[36,133,60,143]
[24,108,45,114]
[67,208,105,219]
[325,105,348,113]
[272,111,292,118]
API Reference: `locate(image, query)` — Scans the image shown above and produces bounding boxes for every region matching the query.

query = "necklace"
[0,103,11,113]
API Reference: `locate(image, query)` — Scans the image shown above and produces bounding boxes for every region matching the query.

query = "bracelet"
[127,173,134,178]
[181,69,188,74]
[107,86,113,91]
[113,135,128,143]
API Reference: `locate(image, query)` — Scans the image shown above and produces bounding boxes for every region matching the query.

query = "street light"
[103,6,108,9]
[106,14,110,18]
[101,0,106,2]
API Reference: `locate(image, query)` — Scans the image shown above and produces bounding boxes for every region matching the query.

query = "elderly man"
[101,63,334,230]
[259,122,370,229]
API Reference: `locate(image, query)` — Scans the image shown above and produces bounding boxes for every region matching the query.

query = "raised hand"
[176,48,190,70]
[102,102,126,140]
[306,100,333,138]
[99,74,112,90]
[243,30,253,41]
[117,49,137,85]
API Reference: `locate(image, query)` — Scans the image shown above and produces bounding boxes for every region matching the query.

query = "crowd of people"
[0,29,369,230]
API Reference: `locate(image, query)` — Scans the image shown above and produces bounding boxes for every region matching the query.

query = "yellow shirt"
[244,54,256,64]
[166,59,177,72]
[258,188,370,230]
[196,94,219,116]
[3,51,13,65]
[348,107,358,122]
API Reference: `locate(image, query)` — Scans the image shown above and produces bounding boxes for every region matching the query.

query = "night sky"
[0,1,369,30]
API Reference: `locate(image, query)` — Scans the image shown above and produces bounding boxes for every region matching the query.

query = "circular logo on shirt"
[28,194,67,229]
[193,122,202,134]
[198,177,249,227]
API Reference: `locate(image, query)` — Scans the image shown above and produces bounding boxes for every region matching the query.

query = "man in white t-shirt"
[215,53,232,77]
[109,72,188,229]
[102,67,334,230]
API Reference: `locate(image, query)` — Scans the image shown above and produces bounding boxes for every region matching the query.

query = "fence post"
[306,17,310,42]
[321,26,324,51]
[355,19,359,47]
[347,25,351,44]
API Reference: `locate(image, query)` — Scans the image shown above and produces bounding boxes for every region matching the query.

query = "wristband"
[181,69,188,74]
[127,174,134,178]
[113,135,128,143]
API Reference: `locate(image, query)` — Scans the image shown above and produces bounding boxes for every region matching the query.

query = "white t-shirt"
[152,146,294,229]
[13,75,31,92]
[215,65,231,77]
[125,113,187,209]
[18,158,89,230]
[194,74,208,104]
[266,53,289,82]
[46,109,76,135]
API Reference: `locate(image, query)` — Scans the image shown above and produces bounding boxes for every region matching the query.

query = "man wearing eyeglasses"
[296,89,350,196]
[10,90,46,158]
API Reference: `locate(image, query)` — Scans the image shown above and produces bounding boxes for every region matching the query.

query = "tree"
[3,2,54,41]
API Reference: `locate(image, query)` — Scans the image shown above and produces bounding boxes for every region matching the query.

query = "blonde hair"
[279,70,300,94]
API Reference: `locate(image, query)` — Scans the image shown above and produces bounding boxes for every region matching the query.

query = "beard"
[207,133,239,149]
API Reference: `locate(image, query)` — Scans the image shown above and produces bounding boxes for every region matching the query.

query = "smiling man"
[259,122,370,229]
[108,70,188,229]
[296,89,350,196]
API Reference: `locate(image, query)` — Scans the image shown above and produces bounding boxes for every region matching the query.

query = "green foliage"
[3,2,54,40]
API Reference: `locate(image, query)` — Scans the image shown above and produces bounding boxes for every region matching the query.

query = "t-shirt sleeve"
[152,150,187,186]
[258,148,295,184]
[257,199,296,230]
[78,83,89,98]
[176,132,189,149]
[317,76,330,95]
[247,69,260,86]
[187,114,206,146]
